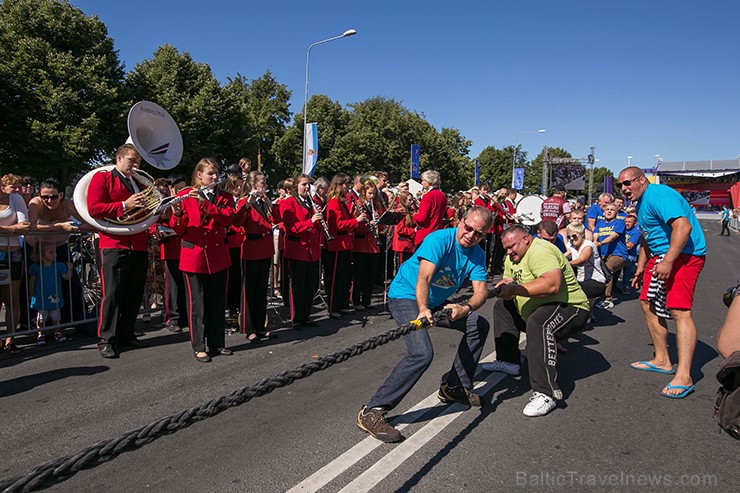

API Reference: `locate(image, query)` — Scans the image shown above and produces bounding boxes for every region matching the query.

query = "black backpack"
[714,350,740,440]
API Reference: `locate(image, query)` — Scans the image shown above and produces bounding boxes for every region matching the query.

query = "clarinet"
[309,191,334,241]
[351,194,380,243]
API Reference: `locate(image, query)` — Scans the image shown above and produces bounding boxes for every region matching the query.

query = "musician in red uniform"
[87,143,150,359]
[391,190,416,268]
[473,184,497,271]
[275,178,292,306]
[325,173,367,318]
[413,170,447,247]
[313,177,331,299]
[233,171,276,342]
[282,174,323,327]
[158,174,188,332]
[351,181,381,310]
[171,158,234,363]
[224,173,245,327]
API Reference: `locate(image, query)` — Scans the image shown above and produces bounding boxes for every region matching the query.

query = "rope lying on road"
[0,309,452,493]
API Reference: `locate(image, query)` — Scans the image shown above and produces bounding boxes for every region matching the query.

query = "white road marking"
[288,354,506,493]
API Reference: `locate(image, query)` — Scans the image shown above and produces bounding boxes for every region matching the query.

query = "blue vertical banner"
[303,122,318,177]
[474,159,480,186]
[603,175,614,194]
[410,144,421,180]
[512,168,525,190]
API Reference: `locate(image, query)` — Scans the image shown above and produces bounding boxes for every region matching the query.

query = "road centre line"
[288,354,505,493]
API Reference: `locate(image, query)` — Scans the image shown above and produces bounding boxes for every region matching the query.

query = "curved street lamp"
[302,29,357,170]
[511,129,545,189]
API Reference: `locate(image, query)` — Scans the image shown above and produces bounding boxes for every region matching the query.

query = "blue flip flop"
[660,383,695,399]
[630,361,676,375]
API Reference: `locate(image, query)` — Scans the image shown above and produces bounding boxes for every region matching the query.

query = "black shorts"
[579,279,606,299]
[0,250,23,282]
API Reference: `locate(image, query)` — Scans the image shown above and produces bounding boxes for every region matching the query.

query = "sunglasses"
[40,194,60,201]
[462,220,486,237]
[616,177,639,188]
[568,234,580,241]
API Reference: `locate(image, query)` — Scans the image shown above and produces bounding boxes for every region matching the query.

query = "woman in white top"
[565,222,606,306]
[0,174,30,352]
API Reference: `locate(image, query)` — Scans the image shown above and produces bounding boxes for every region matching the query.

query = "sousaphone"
[74,101,183,235]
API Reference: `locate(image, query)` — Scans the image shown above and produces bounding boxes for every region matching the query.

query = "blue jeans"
[366,297,490,411]
[621,255,637,288]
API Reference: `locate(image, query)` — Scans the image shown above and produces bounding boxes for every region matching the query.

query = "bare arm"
[415,258,436,323]
[569,245,594,267]
[445,280,488,321]
[499,269,562,300]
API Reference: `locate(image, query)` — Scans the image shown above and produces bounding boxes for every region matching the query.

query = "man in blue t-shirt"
[619,214,641,292]
[619,166,706,399]
[593,203,627,308]
[586,193,614,231]
[357,206,493,443]
[719,206,731,236]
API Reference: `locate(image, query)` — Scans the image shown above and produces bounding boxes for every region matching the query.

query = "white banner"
[303,122,318,177]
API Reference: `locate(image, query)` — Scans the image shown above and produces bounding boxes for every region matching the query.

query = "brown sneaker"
[438,382,481,407]
[357,406,403,443]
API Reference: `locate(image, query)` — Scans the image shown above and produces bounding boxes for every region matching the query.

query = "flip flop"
[630,361,676,375]
[660,383,695,399]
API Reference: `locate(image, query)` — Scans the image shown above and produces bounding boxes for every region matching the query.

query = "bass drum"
[73,165,159,236]
[515,195,545,226]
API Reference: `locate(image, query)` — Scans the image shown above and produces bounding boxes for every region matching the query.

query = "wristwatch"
[460,303,473,314]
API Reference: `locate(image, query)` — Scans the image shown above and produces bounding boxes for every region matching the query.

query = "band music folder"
[376,211,405,226]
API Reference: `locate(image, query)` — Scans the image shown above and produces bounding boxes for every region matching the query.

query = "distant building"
[657,159,740,208]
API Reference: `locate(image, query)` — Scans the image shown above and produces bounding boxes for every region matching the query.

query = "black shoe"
[295,321,319,329]
[217,348,233,356]
[438,382,481,407]
[357,406,403,443]
[98,344,117,359]
[166,325,182,333]
[123,338,148,348]
[194,351,211,363]
[256,331,277,339]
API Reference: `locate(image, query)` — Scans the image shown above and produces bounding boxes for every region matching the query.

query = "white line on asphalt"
[287,354,506,493]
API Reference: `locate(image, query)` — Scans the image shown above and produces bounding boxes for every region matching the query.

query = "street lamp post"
[302,29,357,171]
[511,129,545,189]
[627,155,632,166]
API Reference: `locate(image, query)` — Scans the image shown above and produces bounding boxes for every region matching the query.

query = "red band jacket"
[282,195,321,262]
[412,188,447,245]
[87,170,148,251]
[326,196,359,252]
[170,188,234,274]
[233,196,274,261]
[392,217,416,253]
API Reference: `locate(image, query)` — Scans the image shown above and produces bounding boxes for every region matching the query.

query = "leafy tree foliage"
[475,145,527,191]
[272,94,347,182]
[224,70,291,179]
[0,0,125,184]
[124,44,244,178]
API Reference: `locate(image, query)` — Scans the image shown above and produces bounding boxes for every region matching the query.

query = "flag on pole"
[512,168,525,190]
[303,122,318,177]
[410,144,420,180]
[474,159,480,186]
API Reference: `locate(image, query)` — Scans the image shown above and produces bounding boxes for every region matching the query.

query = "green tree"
[475,145,528,191]
[272,93,347,183]
[0,0,125,183]
[125,44,244,178]
[527,146,572,195]
[224,70,291,178]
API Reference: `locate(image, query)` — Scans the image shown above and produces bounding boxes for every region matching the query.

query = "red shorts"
[639,254,705,310]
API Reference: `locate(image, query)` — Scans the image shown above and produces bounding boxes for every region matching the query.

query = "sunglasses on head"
[40,194,60,200]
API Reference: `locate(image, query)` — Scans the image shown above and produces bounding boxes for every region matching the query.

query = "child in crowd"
[28,243,73,345]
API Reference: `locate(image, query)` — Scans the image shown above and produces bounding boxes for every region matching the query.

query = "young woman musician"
[351,181,381,311]
[224,173,245,327]
[170,158,234,363]
[325,173,367,318]
[391,190,416,268]
[281,174,323,327]
[233,171,275,343]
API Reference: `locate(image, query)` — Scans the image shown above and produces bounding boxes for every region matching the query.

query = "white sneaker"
[481,360,521,376]
[523,392,556,417]
[596,299,614,309]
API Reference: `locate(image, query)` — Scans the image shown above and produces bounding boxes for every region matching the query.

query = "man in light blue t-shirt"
[619,166,706,399]
[357,206,493,443]
[719,206,731,236]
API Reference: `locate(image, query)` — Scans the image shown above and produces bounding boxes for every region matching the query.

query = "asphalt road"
[1,220,738,492]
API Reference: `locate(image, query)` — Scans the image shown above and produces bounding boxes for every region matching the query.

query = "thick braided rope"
[0,311,448,493]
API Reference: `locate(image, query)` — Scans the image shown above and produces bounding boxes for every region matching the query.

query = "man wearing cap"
[540,186,571,229]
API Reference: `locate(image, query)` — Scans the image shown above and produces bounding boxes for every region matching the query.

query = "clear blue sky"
[73,0,740,174]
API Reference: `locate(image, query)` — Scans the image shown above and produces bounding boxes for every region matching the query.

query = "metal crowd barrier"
[0,231,164,342]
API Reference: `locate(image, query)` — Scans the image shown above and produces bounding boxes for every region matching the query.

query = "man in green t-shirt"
[482,225,590,417]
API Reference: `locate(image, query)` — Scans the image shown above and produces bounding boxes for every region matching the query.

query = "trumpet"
[157,178,225,215]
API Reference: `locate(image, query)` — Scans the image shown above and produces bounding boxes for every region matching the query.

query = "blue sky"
[72,0,740,174]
